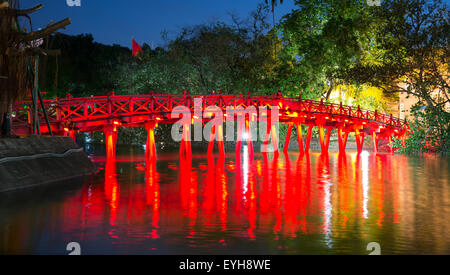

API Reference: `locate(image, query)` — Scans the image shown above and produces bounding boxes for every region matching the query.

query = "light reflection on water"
[0,146,449,255]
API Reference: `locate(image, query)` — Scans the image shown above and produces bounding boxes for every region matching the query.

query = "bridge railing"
[12,93,408,130]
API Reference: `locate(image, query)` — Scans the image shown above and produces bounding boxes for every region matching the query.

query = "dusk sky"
[23,0,297,48]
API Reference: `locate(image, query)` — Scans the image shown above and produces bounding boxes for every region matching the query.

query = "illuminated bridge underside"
[12,93,409,159]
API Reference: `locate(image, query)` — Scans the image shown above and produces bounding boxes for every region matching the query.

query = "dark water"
[0,146,449,255]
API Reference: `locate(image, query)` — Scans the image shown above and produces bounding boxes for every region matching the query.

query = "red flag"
[132,39,143,57]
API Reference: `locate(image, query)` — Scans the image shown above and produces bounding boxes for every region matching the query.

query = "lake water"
[0,146,449,255]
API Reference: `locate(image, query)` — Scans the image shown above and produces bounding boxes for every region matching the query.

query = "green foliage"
[395,104,450,154]
[279,0,373,99]
[115,4,279,95]
[342,0,449,153]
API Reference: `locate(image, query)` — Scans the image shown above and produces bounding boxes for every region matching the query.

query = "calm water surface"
[0,146,449,255]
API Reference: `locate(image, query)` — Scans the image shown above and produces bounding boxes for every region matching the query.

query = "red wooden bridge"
[11,92,409,159]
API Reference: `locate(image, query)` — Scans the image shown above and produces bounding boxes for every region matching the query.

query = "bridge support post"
[180,123,192,159]
[217,124,225,157]
[388,135,394,154]
[104,125,118,159]
[355,128,365,154]
[338,128,348,155]
[208,125,225,157]
[372,131,378,153]
[68,130,77,141]
[271,124,279,156]
[318,125,325,153]
[236,119,243,155]
[304,126,313,153]
[207,125,216,155]
[145,122,157,162]
[262,121,278,155]
[319,126,332,154]
[296,123,304,155]
[283,123,293,154]
[245,118,254,156]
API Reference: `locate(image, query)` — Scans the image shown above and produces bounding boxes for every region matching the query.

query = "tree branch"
[23,18,71,42]
[0,4,44,16]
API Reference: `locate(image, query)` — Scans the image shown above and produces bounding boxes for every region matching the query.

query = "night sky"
[22,0,297,48]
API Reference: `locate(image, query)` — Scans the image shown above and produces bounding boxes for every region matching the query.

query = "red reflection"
[216,156,228,230]
[179,155,197,227]
[145,160,160,234]
[105,155,119,226]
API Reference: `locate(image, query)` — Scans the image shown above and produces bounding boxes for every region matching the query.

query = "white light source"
[242,132,249,141]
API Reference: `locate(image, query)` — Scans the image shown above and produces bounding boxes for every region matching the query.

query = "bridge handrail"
[13,93,408,129]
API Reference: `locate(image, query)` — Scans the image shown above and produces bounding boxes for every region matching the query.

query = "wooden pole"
[296,124,304,155]
[32,56,40,135]
[283,123,293,154]
[304,126,313,153]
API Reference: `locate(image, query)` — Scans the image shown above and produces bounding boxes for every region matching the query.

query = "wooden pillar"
[304,126,313,153]
[283,123,293,154]
[262,123,270,154]
[236,119,243,154]
[217,124,225,157]
[296,124,304,155]
[372,131,378,153]
[271,124,279,155]
[180,123,191,158]
[69,130,77,142]
[245,118,254,156]
[318,125,325,153]
[262,121,277,154]
[388,135,394,154]
[104,125,118,159]
[321,128,332,154]
[355,128,364,154]
[207,125,216,155]
[145,122,157,162]
[338,128,346,155]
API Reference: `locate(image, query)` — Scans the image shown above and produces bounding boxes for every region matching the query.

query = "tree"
[343,0,449,152]
[115,4,277,94]
[265,0,284,27]
[280,0,374,100]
